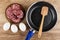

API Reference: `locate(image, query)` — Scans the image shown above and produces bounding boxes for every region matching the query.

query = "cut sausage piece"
[6,3,24,23]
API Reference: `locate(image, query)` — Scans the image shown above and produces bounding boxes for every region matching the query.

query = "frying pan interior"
[27,1,57,32]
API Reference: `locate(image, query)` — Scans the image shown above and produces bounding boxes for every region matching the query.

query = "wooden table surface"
[0,0,60,40]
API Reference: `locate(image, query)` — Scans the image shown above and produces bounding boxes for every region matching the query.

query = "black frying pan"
[25,1,57,40]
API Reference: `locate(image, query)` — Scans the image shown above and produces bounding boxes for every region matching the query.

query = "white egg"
[3,22,10,31]
[19,23,26,32]
[11,24,18,33]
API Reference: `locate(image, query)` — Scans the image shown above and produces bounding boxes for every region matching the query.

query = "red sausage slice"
[6,3,24,23]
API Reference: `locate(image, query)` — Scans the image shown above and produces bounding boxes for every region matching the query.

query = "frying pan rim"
[26,1,57,31]
[26,1,39,31]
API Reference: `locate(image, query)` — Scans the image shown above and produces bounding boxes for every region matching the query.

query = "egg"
[19,23,26,32]
[11,24,18,33]
[3,22,10,31]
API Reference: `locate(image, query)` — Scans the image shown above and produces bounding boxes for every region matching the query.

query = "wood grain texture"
[0,0,60,40]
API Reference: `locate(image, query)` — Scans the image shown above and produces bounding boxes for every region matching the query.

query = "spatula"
[38,6,48,38]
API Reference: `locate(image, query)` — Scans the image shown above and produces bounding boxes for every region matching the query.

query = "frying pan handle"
[25,29,35,40]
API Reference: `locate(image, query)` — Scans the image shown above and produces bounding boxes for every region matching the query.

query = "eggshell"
[11,24,18,33]
[3,22,10,31]
[19,23,26,32]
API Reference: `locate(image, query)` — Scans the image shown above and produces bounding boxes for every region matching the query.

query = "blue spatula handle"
[25,29,35,40]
